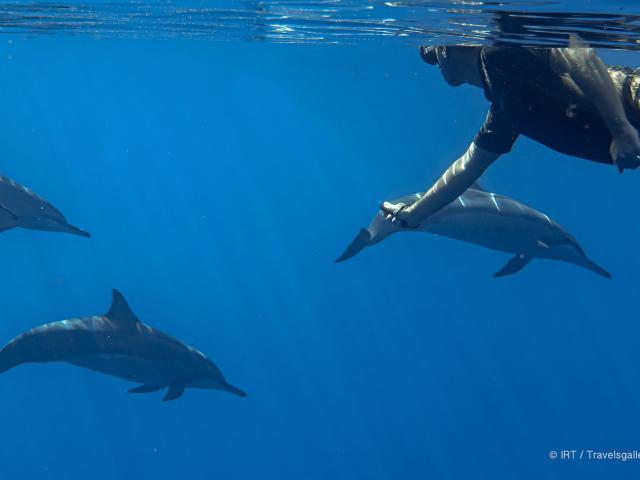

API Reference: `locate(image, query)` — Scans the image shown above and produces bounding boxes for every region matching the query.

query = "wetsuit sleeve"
[473,105,519,154]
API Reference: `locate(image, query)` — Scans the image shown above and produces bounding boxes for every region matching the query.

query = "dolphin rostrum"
[336,185,611,278]
[0,175,90,237]
[0,290,246,401]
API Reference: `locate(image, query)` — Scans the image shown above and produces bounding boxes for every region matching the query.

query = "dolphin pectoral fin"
[493,254,532,278]
[0,203,18,220]
[335,228,372,263]
[129,384,161,394]
[163,383,186,402]
[220,382,247,397]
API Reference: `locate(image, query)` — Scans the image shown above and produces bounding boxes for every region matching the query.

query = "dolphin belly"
[423,211,555,254]
[67,353,200,386]
[0,326,205,381]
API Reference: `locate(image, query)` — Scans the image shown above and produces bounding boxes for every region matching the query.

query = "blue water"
[0,4,638,480]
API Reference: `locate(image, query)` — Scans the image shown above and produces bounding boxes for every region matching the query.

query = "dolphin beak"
[220,382,247,397]
[581,258,612,279]
[64,223,91,238]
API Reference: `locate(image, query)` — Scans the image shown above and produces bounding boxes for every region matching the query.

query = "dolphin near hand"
[336,185,610,279]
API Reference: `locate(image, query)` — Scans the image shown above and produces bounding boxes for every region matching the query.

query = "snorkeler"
[381,39,640,227]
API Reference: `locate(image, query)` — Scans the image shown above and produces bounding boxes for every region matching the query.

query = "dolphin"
[0,290,246,401]
[0,175,90,237]
[336,185,611,278]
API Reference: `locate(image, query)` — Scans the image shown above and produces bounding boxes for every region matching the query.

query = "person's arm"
[381,142,500,225]
[551,36,640,170]
[382,105,516,225]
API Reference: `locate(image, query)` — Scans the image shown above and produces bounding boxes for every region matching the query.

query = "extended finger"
[380,201,396,213]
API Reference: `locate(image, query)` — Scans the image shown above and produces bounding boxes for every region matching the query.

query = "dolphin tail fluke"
[64,223,91,238]
[335,228,372,263]
[580,258,612,279]
[0,345,20,374]
[0,358,16,374]
[220,381,247,397]
[0,363,15,375]
[493,254,531,278]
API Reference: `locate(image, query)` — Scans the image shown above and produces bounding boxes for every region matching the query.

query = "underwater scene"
[0,1,639,479]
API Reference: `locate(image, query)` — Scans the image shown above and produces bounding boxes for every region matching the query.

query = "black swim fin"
[493,254,531,278]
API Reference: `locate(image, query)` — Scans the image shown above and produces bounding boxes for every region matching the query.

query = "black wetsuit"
[473,47,640,163]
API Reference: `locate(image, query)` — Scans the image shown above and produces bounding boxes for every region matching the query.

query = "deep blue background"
[0,33,638,480]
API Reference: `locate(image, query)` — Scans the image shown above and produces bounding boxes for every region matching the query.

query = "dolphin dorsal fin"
[470,181,486,191]
[106,289,139,327]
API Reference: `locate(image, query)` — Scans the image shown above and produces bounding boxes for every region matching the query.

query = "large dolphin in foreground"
[0,290,246,401]
[336,185,610,278]
[0,175,90,237]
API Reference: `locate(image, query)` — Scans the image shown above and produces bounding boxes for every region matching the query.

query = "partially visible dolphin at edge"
[336,185,611,278]
[0,175,90,237]
[0,290,246,401]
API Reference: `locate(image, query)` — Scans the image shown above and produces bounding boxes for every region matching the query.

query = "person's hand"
[610,125,640,172]
[379,202,420,229]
